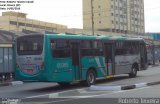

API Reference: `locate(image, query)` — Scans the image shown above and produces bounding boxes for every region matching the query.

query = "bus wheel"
[0,74,2,81]
[58,82,70,87]
[86,70,96,87]
[129,66,137,78]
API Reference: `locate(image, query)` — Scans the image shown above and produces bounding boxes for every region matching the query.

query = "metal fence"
[0,44,14,81]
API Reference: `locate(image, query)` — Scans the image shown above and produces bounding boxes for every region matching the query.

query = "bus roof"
[45,33,144,41]
[46,33,104,40]
[16,33,144,42]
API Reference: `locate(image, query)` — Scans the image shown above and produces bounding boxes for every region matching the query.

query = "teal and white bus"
[15,34,148,86]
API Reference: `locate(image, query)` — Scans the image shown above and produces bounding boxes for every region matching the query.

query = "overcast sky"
[0,0,160,33]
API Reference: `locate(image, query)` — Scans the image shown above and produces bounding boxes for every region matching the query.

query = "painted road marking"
[41,87,151,104]
[26,87,88,98]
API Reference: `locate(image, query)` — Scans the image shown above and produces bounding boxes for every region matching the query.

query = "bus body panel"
[46,58,74,82]
[44,36,74,82]
[115,55,140,74]
[81,56,107,80]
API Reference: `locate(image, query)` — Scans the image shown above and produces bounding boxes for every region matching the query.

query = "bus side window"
[92,41,103,56]
[33,43,38,51]
[50,39,71,58]
[81,40,93,56]
[50,40,56,49]
[115,41,125,55]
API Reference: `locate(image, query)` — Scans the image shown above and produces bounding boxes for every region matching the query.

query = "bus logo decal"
[95,57,106,75]
[57,63,69,69]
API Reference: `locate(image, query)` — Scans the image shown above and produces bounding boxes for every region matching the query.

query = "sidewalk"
[0,80,13,87]
[151,61,160,67]
[90,80,160,91]
[0,80,23,87]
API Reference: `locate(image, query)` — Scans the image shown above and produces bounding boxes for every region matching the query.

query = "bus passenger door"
[71,42,81,80]
[104,43,115,75]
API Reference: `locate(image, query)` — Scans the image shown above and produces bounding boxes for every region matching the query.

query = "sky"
[0,0,160,33]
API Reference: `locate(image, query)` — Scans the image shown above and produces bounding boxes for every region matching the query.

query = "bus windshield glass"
[17,35,44,55]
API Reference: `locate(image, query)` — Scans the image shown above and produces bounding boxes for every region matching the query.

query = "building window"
[19,22,25,26]
[116,21,118,25]
[10,21,17,25]
[111,5,113,8]
[40,26,45,29]
[112,21,114,24]
[111,13,114,16]
[26,23,32,27]
[33,25,39,28]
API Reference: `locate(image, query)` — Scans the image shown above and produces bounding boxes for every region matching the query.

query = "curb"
[90,85,121,91]
[0,81,23,87]
[147,81,160,86]
[90,81,160,91]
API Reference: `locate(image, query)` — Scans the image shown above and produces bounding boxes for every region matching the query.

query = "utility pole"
[17,12,19,32]
[91,0,94,36]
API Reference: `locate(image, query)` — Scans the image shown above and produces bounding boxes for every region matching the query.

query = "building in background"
[0,5,146,37]
[83,0,145,35]
[0,11,68,34]
[0,11,131,36]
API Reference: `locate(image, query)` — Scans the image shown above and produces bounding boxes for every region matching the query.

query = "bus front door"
[71,42,81,81]
[104,43,115,76]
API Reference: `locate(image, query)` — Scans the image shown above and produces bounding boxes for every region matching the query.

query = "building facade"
[0,11,68,33]
[83,0,145,35]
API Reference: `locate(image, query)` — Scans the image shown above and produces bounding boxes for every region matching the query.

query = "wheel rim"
[132,67,136,74]
[88,72,95,84]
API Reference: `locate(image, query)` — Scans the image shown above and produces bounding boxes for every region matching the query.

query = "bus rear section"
[15,35,45,81]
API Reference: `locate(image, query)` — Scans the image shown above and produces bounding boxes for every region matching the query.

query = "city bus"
[15,33,148,86]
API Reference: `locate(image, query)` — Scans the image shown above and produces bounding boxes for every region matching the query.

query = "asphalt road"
[0,65,160,104]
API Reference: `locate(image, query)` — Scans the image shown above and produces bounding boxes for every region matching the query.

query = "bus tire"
[129,66,137,78]
[58,82,70,87]
[86,69,96,87]
[0,74,2,81]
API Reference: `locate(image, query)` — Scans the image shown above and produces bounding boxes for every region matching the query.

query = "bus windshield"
[17,35,44,55]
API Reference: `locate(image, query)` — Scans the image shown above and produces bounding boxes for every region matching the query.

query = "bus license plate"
[25,69,33,73]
